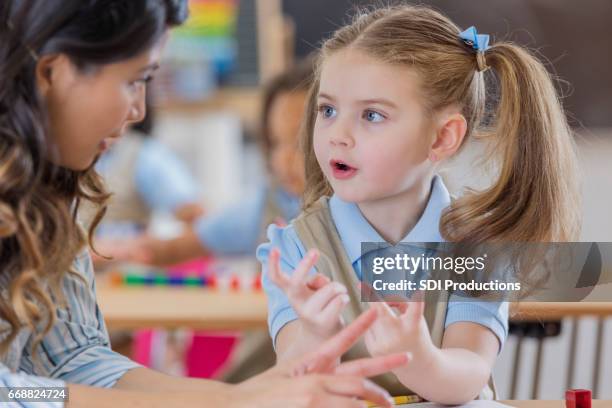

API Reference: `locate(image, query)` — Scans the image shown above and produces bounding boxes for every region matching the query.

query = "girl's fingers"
[383,294,410,314]
[267,248,290,289]
[368,303,397,340]
[334,352,412,378]
[306,308,378,368]
[322,376,393,408]
[314,291,349,325]
[386,301,408,314]
[303,281,347,315]
[374,301,397,321]
[306,273,331,290]
[290,249,319,287]
[401,291,426,323]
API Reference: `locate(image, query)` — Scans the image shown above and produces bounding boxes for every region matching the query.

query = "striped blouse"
[0,249,141,407]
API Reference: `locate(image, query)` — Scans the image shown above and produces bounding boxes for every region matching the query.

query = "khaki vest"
[257,186,286,245]
[292,197,496,399]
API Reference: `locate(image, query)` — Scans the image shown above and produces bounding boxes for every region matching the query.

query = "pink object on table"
[167,257,213,278]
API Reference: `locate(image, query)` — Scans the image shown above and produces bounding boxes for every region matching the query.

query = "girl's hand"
[236,308,412,408]
[364,294,436,370]
[268,247,350,341]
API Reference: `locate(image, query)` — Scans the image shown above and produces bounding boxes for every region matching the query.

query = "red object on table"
[565,389,592,408]
[230,275,241,291]
[252,273,262,291]
[207,274,217,289]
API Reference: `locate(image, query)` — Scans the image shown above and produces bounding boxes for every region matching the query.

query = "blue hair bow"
[459,26,490,52]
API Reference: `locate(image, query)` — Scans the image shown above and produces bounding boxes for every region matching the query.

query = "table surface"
[97,283,269,330]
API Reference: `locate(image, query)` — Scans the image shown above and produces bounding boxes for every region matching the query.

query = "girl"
[258,4,580,405]
[0,1,410,407]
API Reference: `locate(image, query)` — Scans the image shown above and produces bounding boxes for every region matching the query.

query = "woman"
[0,1,407,406]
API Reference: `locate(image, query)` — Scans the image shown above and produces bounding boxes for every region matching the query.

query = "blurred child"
[257,5,580,405]
[128,59,313,267]
[89,90,203,268]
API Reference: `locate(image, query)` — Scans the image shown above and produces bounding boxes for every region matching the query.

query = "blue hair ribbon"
[459,26,490,52]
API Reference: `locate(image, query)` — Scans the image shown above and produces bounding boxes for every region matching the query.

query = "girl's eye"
[363,110,385,123]
[318,105,337,119]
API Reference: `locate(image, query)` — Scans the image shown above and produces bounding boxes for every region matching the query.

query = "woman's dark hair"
[259,57,314,162]
[0,0,188,356]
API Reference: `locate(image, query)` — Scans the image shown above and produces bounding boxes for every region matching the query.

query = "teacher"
[0,1,408,406]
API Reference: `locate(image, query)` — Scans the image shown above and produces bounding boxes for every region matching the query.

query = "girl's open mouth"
[330,159,358,180]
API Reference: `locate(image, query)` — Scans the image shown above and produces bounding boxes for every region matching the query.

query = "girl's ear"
[429,112,467,162]
[35,54,74,98]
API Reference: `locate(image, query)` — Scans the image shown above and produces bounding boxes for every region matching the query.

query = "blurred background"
[95,0,612,401]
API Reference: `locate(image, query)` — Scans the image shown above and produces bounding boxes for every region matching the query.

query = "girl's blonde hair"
[302,4,580,243]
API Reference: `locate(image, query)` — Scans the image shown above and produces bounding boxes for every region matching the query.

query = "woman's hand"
[268,248,349,341]
[234,308,411,408]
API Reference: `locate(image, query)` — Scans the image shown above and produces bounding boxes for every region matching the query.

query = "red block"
[230,275,241,291]
[252,273,263,291]
[565,389,592,408]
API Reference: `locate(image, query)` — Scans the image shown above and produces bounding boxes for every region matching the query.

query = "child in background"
[127,59,313,267]
[258,5,580,405]
[90,89,204,268]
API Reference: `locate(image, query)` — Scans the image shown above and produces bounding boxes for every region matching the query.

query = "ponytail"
[440,42,581,243]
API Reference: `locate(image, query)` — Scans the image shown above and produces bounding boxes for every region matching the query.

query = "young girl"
[0,1,410,407]
[258,4,580,405]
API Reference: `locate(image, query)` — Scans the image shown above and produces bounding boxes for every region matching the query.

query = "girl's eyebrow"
[317,92,336,101]
[317,93,398,110]
[358,98,398,109]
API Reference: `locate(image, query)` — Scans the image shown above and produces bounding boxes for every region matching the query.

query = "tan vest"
[257,186,286,245]
[292,197,496,399]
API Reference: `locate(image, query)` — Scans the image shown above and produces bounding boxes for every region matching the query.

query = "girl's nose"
[329,125,354,148]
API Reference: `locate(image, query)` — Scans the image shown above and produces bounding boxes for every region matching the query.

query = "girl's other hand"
[267,248,349,341]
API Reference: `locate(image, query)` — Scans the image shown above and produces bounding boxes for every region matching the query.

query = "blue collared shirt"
[257,175,509,348]
[97,138,200,214]
[195,186,301,256]
[0,250,142,408]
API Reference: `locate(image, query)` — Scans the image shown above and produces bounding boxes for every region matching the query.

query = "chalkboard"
[283,0,612,128]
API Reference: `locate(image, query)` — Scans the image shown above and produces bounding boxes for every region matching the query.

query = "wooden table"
[511,301,612,320]
[97,280,612,331]
[97,284,268,331]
